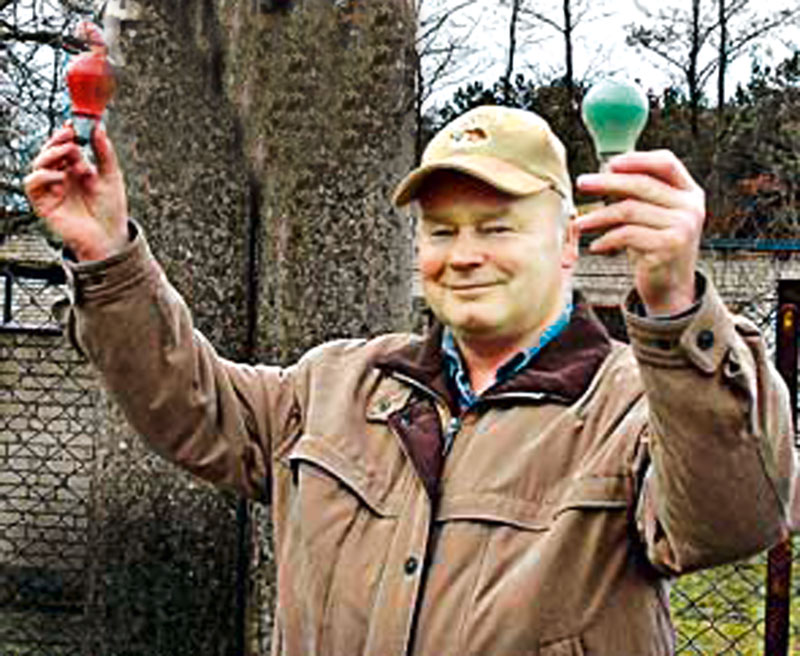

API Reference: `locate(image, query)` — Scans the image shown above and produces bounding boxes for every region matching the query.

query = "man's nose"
[448,231,486,268]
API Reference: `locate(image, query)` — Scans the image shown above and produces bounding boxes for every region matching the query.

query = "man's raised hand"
[24,124,129,262]
[575,150,705,316]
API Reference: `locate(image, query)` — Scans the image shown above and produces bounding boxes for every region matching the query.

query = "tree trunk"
[717,0,727,118]
[89,1,417,653]
[505,0,522,102]
[563,0,575,106]
[688,0,702,136]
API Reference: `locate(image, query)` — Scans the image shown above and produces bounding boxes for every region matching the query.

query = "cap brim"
[392,154,551,206]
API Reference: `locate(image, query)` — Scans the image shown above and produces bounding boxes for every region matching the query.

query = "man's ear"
[561,215,579,269]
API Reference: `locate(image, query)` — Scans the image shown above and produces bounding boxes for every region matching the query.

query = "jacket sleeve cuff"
[623,272,736,374]
[62,221,157,306]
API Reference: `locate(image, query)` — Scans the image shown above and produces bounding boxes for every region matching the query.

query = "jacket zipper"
[388,376,464,456]
[389,373,460,456]
[443,416,462,455]
[389,374,570,455]
[482,391,571,404]
[390,372,445,405]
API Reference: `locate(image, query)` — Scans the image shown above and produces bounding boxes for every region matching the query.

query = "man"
[25,105,797,655]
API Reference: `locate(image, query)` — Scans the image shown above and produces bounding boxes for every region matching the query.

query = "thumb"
[91,124,120,177]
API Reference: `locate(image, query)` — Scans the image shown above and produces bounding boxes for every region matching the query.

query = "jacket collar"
[375,292,613,411]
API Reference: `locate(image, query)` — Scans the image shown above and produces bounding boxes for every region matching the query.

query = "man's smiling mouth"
[447,282,499,292]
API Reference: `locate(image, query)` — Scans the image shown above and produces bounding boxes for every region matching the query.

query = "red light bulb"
[66,22,115,145]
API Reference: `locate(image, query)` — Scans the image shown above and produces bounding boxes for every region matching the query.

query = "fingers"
[23,168,66,201]
[576,192,703,269]
[587,219,684,256]
[577,150,703,210]
[24,168,66,190]
[91,125,120,177]
[578,172,685,211]
[607,150,698,191]
[23,169,67,217]
[34,122,118,180]
[577,172,701,213]
[31,140,83,172]
[41,124,76,150]
[575,149,705,248]
[30,132,97,188]
[577,197,678,234]
[575,149,703,316]
[577,197,675,234]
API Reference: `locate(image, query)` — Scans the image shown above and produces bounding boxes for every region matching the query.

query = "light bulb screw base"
[72,114,98,146]
[597,151,624,172]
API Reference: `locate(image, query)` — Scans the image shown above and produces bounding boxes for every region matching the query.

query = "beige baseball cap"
[393,105,574,213]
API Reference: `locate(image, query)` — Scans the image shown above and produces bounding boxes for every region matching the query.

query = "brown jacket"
[65,229,798,656]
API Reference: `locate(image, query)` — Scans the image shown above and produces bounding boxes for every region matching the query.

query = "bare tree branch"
[1,0,93,238]
[0,26,82,49]
[626,0,800,138]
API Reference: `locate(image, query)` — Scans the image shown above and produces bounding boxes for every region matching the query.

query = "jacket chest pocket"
[281,434,409,558]
[276,433,414,652]
[436,475,630,530]
[431,476,631,655]
[286,434,407,518]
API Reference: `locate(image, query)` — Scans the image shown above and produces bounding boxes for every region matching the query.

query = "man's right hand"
[24,123,130,262]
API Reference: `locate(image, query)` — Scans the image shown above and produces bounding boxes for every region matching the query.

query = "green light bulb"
[581,79,649,170]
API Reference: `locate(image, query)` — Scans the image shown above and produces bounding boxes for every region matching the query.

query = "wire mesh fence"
[672,554,770,654]
[667,247,800,656]
[1,241,800,655]
[0,246,244,655]
[670,536,800,655]
[0,262,95,656]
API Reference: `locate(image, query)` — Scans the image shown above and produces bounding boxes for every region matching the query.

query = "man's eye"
[482,224,512,234]
[430,228,456,238]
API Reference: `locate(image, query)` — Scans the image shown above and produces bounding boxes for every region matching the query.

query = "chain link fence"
[671,537,800,654]
[672,552,772,654]
[668,246,800,656]
[0,236,243,656]
[576,246,800,656]
[0,252,96,655]
[1,237,800,655]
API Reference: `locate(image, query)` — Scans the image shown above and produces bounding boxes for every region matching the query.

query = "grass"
[671,537,800,655]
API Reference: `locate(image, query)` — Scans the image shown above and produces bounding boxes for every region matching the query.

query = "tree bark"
[563,0,575,106]
[689,0,702,136]
[717,0,727,118]
[504,0,522,102]
[89,2,417,653]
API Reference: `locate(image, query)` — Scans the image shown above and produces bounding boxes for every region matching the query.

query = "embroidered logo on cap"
[450,127,488,146]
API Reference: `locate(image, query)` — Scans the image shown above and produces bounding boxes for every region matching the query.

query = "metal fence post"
[766,290,799,656]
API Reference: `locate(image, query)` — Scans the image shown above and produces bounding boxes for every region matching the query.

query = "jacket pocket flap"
[286,435,403,518]
[436,493,553,531]
[437,476,628,530]
[553,475,629,516]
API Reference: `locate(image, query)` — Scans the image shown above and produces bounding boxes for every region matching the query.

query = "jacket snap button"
[404,556,419,575]
[696,329,715,351]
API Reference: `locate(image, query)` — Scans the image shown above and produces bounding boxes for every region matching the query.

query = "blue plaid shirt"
[441,303,573,412]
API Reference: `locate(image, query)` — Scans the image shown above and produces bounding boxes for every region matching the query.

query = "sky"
[419,0,800,112]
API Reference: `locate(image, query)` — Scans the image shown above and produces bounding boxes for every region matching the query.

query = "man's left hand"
[575,150,705,316]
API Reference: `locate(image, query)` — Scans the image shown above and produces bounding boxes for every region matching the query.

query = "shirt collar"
[441,303,574,411]
[374,292,613,414]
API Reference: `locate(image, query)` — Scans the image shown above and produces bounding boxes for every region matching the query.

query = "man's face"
[416,171,577,347]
